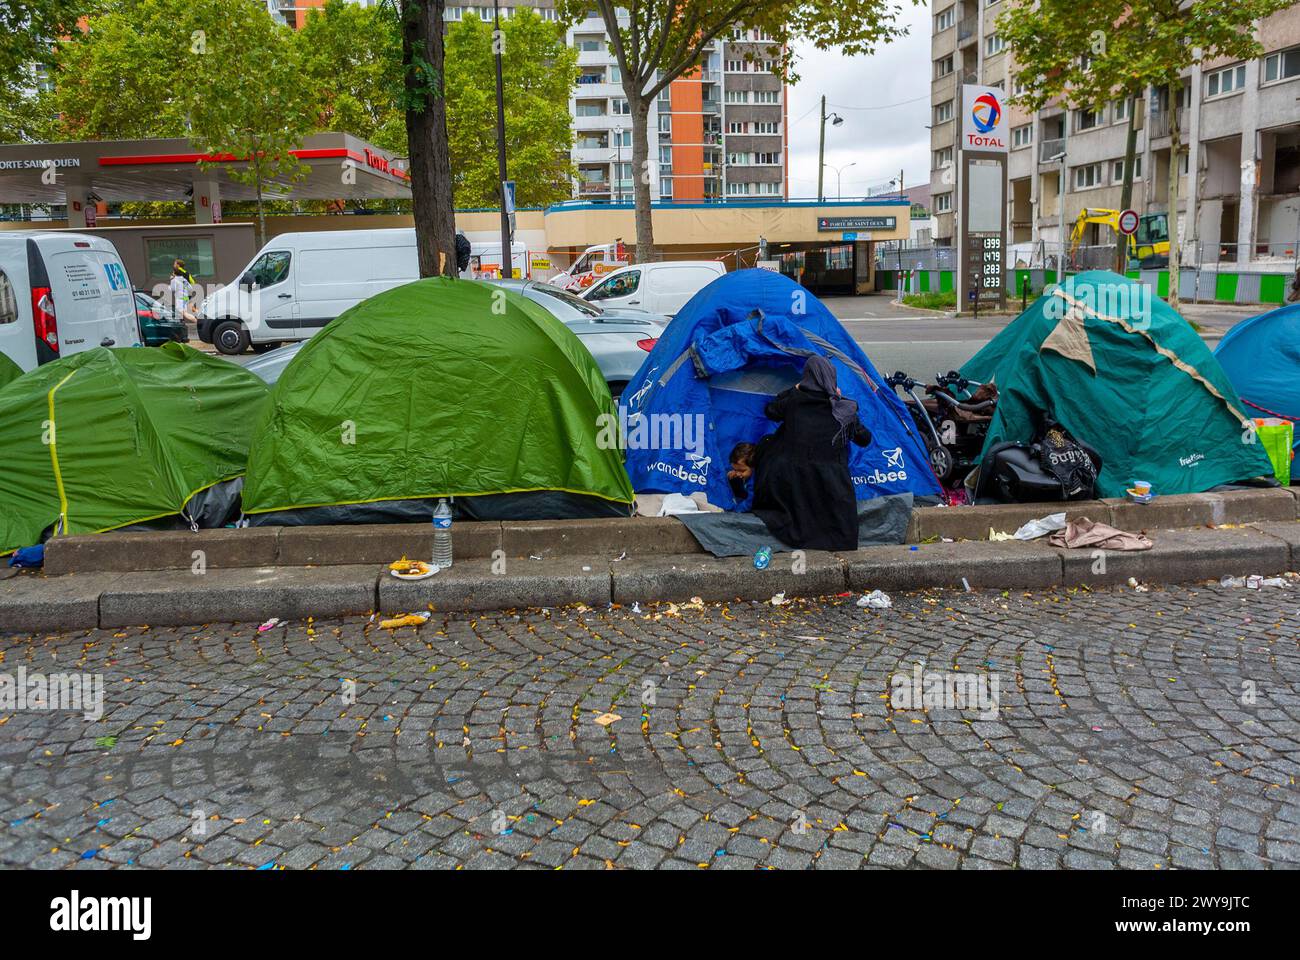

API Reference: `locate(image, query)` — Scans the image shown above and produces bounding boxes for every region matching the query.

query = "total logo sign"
[961,84,1008,153]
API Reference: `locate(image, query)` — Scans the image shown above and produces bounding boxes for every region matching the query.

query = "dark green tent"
[0,343,270,555]
[0,351,21,390]
[962,271,1273,497]
[242,278,636,523]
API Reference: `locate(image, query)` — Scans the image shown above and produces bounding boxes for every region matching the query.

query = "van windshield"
[246,251,291,287]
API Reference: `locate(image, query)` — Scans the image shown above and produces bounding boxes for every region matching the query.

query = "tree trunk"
[255,174,266,251]
[1167,78,1182,309]
[628,94,656,263]
[1116,94,1137,272]
[402,0,457,278]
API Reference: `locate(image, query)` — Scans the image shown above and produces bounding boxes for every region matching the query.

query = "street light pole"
[493,0,511,276]
[815,98,843,202]
[823,161,856,202]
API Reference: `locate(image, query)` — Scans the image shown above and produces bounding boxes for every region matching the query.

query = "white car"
[0,231,140,372]
[197,228,530,355]
[580,260,726,316]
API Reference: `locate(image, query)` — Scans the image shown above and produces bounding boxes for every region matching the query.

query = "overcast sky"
[785,4,931,201]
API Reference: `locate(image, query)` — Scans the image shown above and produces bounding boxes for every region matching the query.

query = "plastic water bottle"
[754,545,772,570]
[432,499,453,569]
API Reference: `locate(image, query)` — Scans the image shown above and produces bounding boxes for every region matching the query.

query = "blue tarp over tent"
[1214,301,1300,447]
[621,268,942,508]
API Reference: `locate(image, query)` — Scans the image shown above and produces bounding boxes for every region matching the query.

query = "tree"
[444,10,577,208]
[296,0,406,154]
[997,0,1291,308]
[0,0,98,142]
[396,0,458,277]
[188,16,313,248]
[553,0,913,261]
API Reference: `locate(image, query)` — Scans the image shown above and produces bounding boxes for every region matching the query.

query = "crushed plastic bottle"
[432,498,453,569]
[753,545,772,570]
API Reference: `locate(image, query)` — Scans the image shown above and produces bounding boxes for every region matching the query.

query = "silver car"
[243,279,667,400]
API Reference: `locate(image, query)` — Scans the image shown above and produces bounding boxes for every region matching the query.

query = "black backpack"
[976,415,1101,503]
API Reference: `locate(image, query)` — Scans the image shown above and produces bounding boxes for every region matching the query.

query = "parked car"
[196,228,530,355]
[243,279,667,399]
[134,291,189,346]
[580,260,726,316]
[0,231,140,373]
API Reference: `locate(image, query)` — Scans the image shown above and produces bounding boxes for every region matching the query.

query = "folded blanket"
[1048,517,1152,551]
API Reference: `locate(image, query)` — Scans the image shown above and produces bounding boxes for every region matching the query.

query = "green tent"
[962,270,1273,498]
[0,352,21,390]
[242,277,636,522]
[0,343,269,555]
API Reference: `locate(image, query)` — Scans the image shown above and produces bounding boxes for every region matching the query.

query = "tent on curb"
[241,277,636,524]
[961,270,1273,498]
[0,352,21,390]
[1214,301,1300,448]
[620,268,942,508]
[0,343,270,555]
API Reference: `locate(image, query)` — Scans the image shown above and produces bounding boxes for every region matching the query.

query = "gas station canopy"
[0,132,410,225]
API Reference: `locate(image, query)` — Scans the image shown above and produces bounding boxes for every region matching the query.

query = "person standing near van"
[751,355,873,551]
[170,259,199,325]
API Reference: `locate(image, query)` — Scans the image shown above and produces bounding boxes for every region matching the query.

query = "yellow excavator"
[1069,208,1170,268]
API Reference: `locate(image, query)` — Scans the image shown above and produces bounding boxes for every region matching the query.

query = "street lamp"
[823,161,856,202]
[816,96,844,202]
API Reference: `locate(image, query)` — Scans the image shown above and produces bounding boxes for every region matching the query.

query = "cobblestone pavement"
[2,583,1299,870]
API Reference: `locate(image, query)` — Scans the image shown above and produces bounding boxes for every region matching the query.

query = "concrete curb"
[4,521,1299,632]
[38,488,1300,576]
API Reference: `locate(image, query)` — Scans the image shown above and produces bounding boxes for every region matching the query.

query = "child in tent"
[727,442,758,506]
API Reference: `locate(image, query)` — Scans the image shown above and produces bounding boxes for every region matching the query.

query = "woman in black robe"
[751,354,872,550]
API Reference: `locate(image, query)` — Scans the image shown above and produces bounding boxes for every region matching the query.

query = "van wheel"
[213,321,250,355]
[251,341,282,354]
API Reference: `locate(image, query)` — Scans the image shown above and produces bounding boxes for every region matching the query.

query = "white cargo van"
[581,260,726,316]
[198,228,530,354]
[0,231,141,373]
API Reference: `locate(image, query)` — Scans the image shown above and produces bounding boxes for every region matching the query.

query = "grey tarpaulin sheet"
[674,493,915,557]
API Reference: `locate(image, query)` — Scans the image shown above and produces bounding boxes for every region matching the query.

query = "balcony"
[1148,107,1187,141]
[1039,138,1066,163]
[702,99,720,114]
[579,181,611,195]
[957,19,977,47]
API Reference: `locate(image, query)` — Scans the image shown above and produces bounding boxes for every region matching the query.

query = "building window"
[575,100,605,117]
[613,129,632,147]
[534,6,556,20]
[934,146,953,168]
[754,90,779,104]
[1263,45,1300,84]
[1111,97,1132,123]
[726,59,745,72]
[1205,63,1247,98]
[575,35,602,52]
[934,100,954,124]
[755,121,779,134]
[444,6,463,20]
[1179,151,1190,175]
[755,151,780,165]
[660,178,673,198]
[934,192,952,213]
[1074,107,1102,131]
[609,65,621,84]
[728,121,747,134]
[724,90,750,104]
[1073,163,1102,189]
[612,98,630,115]
[1012,74,1029,97]
[935,6,955,31]
[727,181,752,196]
[985,33,1006,56]
[658,114,672,133]
[935,55,954,79]
[1011,124,1032,149]
[1112,156,1142,181]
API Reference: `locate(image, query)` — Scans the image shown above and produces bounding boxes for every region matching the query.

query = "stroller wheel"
[929,445,954,481]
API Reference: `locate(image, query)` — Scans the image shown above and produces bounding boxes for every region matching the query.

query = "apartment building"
[564,10,789,202]
[930,1,1300,265]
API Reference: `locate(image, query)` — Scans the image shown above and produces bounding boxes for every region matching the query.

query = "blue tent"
[621,268,941,508]
[1214,301,1300,446]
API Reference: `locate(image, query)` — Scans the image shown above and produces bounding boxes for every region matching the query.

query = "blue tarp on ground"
[1215,301,1300,446]
[620,268,941,508]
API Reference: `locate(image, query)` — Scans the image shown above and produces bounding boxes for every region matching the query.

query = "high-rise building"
[930,1,1300,266]
[269,1,789,203]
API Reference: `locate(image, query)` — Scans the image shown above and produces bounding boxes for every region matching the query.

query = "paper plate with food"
[389,557,439,580]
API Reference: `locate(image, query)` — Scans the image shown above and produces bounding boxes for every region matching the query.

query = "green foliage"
[901,290,957,310]
[0,0,101,142]
[444,9,576,208]
[997,0,1293,111]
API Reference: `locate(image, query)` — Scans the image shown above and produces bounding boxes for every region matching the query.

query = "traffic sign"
[1117,208,1139,236]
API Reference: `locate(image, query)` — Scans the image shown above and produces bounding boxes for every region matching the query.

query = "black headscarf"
[798,354,859,441]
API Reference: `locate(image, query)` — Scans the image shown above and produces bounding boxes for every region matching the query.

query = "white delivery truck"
[0,231,141,373]
[197,228,530,354]
[581,260,726,316]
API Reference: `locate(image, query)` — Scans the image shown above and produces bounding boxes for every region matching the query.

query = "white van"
[197,228,530,354]
[581,260,726,316]
[0,231,140,373]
